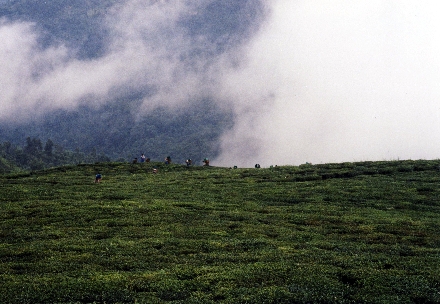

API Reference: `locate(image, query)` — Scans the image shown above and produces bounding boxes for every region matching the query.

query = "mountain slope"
[0,99,233,164]
[0,0,263,163]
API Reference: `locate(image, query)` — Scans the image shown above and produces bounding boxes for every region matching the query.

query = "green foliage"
[0,100,233,166]
[0,138,110,172]
[0,155,18,173]
[1,160,440,303]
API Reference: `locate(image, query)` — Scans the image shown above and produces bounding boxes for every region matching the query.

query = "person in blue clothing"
[95,173,102,183]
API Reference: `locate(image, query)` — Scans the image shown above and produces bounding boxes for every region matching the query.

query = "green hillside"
[0,156,18,173]
[0,99,233,164]
[0,0,251,162]
[1,160,440,303]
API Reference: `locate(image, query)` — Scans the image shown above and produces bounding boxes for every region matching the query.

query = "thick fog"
[215,1,440,166]
[0,1,237,119]
[1,0,440,166]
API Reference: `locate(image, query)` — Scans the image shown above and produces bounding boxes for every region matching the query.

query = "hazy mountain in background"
[6,1,440,168]
[0,0,265,164]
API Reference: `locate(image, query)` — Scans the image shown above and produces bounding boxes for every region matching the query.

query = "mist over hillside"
[0,0,266,164]
[4,1,438,167]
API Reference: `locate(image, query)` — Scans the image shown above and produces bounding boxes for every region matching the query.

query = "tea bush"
[0,160,440,303]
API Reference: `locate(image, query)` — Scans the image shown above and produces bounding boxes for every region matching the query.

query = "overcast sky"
[216,0,440,166]
[1,0,440,166]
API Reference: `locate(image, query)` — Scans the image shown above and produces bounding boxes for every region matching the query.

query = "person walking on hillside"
[165,156,171,164]
[140,153,146,163]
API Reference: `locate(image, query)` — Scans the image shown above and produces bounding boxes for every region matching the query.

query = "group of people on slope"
[95,155,210,183]
[132,154,209,167]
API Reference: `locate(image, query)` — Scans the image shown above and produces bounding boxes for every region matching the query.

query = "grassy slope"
[0,160,440,303]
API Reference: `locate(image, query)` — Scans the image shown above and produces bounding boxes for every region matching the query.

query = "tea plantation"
[1,160,440,303]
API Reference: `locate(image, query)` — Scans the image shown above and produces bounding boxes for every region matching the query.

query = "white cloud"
[2,0,440,167]
[214,0,440,167]
[0,0,219,121]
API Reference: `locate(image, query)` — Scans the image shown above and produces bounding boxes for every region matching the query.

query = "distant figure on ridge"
[95,173,102,183]
[140,154,146,163]
[165,156,171,164]
[203,158,210,166]
[186,159,192,166]
[132,157,138,164]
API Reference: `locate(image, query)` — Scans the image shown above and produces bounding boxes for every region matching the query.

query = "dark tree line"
[0,137,110,172]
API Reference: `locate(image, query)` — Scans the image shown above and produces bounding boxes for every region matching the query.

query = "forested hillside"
[0,0,259,164]
[0,99,233,165]
[0,0,116,58]
[0,137,110,172]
